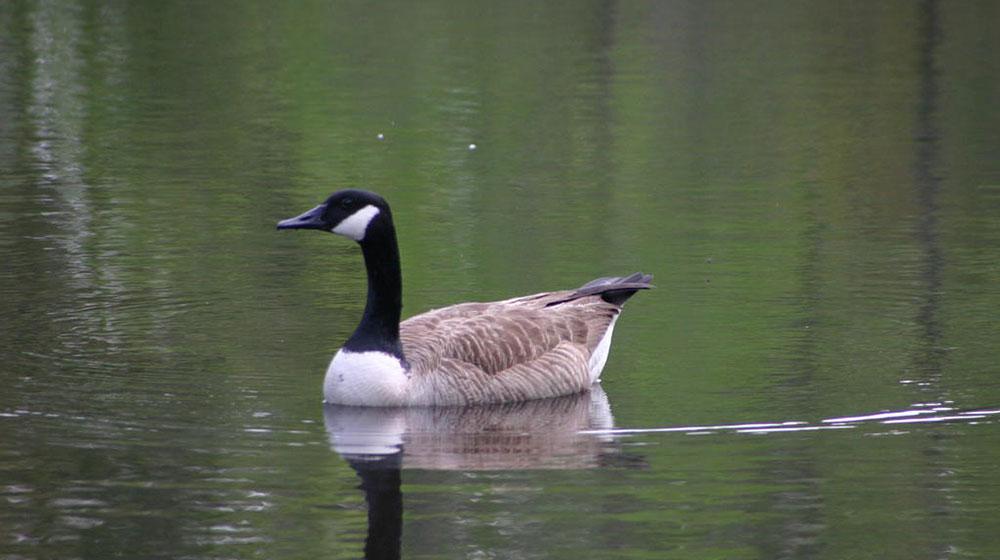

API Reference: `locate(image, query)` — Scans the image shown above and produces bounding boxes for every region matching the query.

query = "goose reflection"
[324,386,632,559]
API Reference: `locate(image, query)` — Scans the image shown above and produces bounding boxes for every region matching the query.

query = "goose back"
[399,290,625,406]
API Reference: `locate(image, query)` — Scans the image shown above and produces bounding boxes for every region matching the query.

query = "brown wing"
[399,293,620,405]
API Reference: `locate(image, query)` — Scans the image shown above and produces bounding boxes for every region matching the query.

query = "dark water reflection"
[3,0,1000,558]
[331,391,999,559]
[350,455,403,560]
[330,388,626,560]
[325,386,619,470]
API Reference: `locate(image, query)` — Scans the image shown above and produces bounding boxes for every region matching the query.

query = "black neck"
[344,214,406,361]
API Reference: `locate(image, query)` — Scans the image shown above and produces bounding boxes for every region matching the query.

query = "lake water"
[2,1,1000,558]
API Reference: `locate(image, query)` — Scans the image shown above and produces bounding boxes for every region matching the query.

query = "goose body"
[278,189,651,407]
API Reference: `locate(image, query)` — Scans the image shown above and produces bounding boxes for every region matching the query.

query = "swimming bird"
[277,189,651,406]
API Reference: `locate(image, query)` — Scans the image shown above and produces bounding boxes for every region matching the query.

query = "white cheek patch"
[332,205,380,241]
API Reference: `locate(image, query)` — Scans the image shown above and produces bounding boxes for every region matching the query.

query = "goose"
[277,189,651,407]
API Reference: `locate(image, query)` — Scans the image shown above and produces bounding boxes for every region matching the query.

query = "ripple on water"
[581,403,999,437]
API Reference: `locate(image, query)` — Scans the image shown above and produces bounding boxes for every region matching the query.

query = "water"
[2,0,1000,558]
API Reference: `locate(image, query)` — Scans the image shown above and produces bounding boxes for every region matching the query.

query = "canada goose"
[277,189,651,406]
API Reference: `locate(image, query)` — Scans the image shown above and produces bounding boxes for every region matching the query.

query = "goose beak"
[277,204,327,231]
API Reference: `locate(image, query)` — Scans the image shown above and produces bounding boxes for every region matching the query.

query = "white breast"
[324,349,410,406]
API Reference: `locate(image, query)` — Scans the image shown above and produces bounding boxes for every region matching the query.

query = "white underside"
[325,313,619,406]
[588,314,619,383]
[324,349,410,406]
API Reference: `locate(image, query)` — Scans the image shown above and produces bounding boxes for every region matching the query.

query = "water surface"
[2,1,1000,558]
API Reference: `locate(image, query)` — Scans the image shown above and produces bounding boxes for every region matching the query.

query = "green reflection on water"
[1,0,1000,558]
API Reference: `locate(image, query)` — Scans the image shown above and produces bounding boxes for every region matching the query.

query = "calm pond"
[2,1,1000,558]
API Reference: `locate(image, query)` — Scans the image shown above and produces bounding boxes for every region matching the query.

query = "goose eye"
[341,198,354,209]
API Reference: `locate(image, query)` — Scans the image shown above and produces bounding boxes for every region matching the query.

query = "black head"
[276,189,390,242]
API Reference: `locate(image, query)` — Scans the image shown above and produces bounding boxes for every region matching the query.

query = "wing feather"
[399,293,621,405]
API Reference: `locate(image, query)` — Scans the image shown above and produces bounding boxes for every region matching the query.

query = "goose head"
[276,189,390,242]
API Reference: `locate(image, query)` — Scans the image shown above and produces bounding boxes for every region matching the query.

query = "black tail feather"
[547,272,654,307]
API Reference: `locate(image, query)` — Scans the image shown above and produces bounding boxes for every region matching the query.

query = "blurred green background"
[2,1,999,558]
